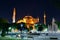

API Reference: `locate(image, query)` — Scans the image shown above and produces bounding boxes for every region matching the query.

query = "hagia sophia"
[12,8,46,30]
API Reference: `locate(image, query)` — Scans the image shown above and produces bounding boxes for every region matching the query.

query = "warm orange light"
[17,16,39,29]
[17,20,24,23]
[44,12,46,25]
[12,8,16,23]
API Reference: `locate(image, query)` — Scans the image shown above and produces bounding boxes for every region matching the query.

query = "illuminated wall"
[17,16,39,29]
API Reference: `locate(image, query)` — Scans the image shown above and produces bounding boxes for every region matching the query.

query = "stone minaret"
[12,8,16,23]
[44,11,46,25]
[52,18,58,31]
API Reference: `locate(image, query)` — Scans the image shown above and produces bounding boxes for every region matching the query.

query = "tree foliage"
[0,18,9,37]
[38,25,44,31]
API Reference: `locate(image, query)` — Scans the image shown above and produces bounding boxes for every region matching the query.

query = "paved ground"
[0,36,60,40]
[0,37,33,40]
[0,32,60,40]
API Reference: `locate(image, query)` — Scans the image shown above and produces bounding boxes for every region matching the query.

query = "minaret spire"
[12,8,16,23]
[44,11,46,25]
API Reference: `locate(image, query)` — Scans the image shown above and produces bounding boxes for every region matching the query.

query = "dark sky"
[0,0,60,24]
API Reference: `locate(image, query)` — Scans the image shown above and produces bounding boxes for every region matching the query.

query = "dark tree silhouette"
[0,18,9,37]
[17,22,27,31]
[55,21,60,29]
[38,25,43,31]
[29,26,33,31]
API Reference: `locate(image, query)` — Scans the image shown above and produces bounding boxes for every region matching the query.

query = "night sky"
[0,0,60,24]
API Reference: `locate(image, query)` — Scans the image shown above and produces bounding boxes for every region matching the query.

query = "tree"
[4,23,10,34]
[55,21,60,30]
[17,22,27,39]
[29,25,33,31]
[17,22,27,32]
[0,18,9,37]
[38,25,43,31]
[42,24,47,28]
[35,24,39,30]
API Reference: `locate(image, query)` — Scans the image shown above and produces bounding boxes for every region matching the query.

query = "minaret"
[52,18,55,24]
[12,8,16,23]
[52,18,58,31]
[44,11,46,25]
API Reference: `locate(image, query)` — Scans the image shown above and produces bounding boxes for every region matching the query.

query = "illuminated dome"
[17,16,39,29]
[17,16,39,24]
